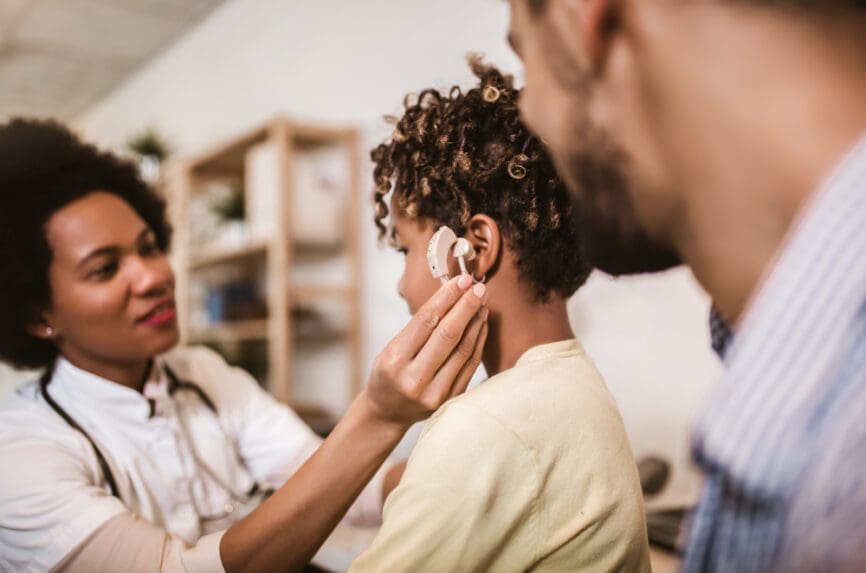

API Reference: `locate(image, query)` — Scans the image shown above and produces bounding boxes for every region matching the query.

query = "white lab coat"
[0,346,388,573]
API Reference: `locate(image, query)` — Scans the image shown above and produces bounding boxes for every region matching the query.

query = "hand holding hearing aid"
[427,226,484,285]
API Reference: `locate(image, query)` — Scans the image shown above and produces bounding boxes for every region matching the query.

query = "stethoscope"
[39,361,272,523]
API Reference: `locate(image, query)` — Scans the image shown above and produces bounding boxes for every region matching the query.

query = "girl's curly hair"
[371,57,591,301]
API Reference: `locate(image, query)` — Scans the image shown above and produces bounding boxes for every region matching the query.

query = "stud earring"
[44,326,54,337]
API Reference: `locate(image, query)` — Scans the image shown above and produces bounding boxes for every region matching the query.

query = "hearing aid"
[427,226,478,284]
[452,237,476,276]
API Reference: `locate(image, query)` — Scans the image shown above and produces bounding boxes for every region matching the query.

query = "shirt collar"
[708,306,734,360]
[48,357,167,423]
[515,338,583,367]
[695,131,866,494]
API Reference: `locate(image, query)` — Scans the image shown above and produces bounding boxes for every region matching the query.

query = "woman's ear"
[26,322,57,341]
[25,310,58,341]
[465,214,502,282]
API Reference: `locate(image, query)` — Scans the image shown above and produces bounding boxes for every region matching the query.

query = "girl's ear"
[465,214,502,282]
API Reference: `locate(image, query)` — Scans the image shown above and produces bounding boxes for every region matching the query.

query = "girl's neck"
[481,297,574,377]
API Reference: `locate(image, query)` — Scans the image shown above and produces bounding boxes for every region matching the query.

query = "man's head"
[508,0,682,276]
[507,0,866,276]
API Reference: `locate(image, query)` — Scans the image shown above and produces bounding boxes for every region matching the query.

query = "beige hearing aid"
[427,226,478,284]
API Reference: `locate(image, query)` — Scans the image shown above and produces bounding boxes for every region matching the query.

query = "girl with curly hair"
[351,59,650,572]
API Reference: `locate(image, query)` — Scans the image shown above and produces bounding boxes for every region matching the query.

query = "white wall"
[75,0,522,150]
[68,0,720,508]
[569,268,721,508]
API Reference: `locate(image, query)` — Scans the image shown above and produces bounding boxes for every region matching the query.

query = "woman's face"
[41,191,179,369]
[391,211,449,315]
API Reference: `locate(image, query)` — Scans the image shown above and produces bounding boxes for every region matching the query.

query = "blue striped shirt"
[684,134,866,572]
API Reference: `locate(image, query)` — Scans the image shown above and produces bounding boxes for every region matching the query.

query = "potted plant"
[210,182,248,249]
[126,129,171,183]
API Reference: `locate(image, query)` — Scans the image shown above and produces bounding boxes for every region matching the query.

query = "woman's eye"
[89,261,118,280]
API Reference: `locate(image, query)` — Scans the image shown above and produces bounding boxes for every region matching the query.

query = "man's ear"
[465,214,502,282]
[549,0,617,76]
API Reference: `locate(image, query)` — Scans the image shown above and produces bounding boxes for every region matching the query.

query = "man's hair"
[371,57,592,302]
[0,118,172,369]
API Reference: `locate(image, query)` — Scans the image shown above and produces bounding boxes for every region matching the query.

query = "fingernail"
[472,283,486,298]
[458,275,472,290]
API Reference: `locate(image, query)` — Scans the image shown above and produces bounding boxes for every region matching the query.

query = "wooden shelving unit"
[166,116,363,412]
[187,319,269,345]
[188,240,268,270]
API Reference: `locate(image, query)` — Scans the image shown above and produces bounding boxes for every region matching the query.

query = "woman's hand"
[362,275,488,429]
[220,275,487,573]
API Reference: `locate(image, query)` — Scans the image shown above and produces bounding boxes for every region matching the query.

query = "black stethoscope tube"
[39,362,221,501]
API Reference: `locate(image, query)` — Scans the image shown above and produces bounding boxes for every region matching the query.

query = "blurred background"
[0,0,722,569]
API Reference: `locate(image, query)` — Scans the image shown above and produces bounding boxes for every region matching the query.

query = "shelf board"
[294,324,349,343]
[293,240,347,259]
[291,284,354,304]
[293,124,354,151]
[188,319,269,343]
[188,123,271,178]
[189,240,268,270]
[188,240,346,271]
[186,118,353,178]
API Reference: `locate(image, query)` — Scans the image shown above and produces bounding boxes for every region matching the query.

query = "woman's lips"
[139,303,177,327]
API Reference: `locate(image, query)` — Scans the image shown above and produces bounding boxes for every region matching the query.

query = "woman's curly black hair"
[371,57,592,301]
[0,118,172,370]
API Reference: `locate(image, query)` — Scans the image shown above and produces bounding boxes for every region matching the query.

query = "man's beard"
[556,122,682,276]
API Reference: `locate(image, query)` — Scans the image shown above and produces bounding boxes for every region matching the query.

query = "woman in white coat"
[0,118,488,573]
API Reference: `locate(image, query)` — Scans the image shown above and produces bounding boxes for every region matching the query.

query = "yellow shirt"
[350,339,650,572]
